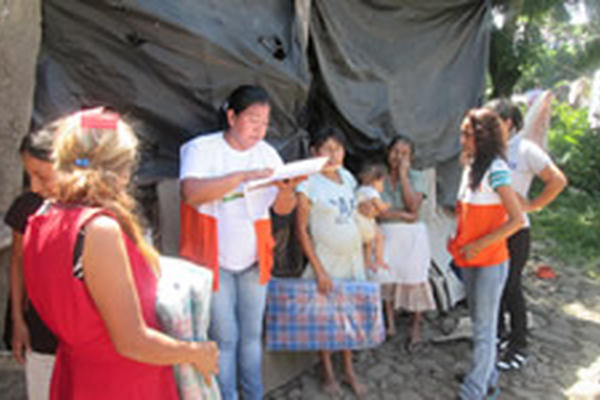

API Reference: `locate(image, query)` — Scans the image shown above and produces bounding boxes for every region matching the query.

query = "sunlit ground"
[563,302,600,399]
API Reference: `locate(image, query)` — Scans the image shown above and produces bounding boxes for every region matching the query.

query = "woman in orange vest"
[448,108,524,400]
[179,85,301,400]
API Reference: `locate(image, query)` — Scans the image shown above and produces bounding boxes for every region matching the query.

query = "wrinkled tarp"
[32,0,490,205]
[308,0,490,204]
[33,0,312,179]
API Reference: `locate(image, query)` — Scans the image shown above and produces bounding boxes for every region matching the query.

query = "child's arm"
[295,193,333,294]
[9,231,30,364]
[371,198,391,214]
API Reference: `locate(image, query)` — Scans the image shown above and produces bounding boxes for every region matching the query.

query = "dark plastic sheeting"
[308,0,490,204]
[32,0,490,205]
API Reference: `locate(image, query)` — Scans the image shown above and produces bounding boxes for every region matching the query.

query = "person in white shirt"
[179,85,301,400]
[486,98,567,371]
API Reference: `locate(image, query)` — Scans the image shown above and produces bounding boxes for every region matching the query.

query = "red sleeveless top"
[23,205,179,400]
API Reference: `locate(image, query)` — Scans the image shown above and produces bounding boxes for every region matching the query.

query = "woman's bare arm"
[82,216,218,382]
[9,232,30,364]
[398,169,423,214]
[271,176,305,215]
[377,208,418,223]
[181,169,273,206]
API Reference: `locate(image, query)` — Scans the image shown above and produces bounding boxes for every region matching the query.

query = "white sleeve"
[523,140,552,175]
[356,186,380,202]
[180,139,211,180]
[366,186,381,200]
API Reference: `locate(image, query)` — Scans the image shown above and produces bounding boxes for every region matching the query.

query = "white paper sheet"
[245,156,328,190]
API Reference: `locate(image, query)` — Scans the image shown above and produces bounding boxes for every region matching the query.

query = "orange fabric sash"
[179,202,274,290]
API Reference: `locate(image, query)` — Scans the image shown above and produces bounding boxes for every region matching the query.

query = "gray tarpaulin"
[32,0,490,205]
[308,0,490,204]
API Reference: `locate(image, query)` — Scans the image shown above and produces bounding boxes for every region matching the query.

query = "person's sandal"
[497,348,527,371]
[404,338,425,353]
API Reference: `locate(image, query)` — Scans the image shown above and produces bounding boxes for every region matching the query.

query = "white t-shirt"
[296,168,365,280]
[507,133,551,226]
[180,132,283,271]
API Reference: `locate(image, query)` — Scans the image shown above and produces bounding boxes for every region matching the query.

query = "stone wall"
[0,0,42,347]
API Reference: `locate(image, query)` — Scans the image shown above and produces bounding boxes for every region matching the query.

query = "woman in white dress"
[378,135,435,349]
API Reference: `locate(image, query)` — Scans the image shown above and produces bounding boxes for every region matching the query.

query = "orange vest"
[179,202,274,291]
[448,201,508,267]
[448,161,510,268]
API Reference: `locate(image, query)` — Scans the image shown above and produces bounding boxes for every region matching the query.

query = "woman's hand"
[459,240,485,261]
[11,318,30,364]
[399,155,411,175]
[316,271,334,295]
[516,192,535,213]
[191,341,220,385]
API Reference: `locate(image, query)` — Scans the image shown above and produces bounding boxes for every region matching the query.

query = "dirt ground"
[1,241,599,399]
[265,241,600,400]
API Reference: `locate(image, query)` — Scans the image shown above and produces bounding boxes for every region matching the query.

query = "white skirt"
[380,221,435,312]
[381,221,431,284]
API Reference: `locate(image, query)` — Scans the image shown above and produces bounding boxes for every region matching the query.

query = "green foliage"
[530,188,600,279]
[529,99,600,278]
[547,101,600,195]
[514,24,584,92]
[489,0,600,96]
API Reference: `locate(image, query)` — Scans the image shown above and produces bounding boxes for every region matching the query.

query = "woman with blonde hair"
[23,108,218,400]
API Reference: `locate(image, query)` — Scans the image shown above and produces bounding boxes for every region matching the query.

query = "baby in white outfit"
[355,162,391,273]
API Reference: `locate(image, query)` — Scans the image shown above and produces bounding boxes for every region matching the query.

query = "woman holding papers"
[179,85,301,400]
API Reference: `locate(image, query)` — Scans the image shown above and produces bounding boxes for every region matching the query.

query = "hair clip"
[74,158,90,167]
[80,109,119,130]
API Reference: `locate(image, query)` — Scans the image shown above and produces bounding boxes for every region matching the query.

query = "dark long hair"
[386,134,415,171]
[485,98,523,132]
[386,134,415,159]
[19,123,59,162]
[309,125,346,151]
[462,108,507,191]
